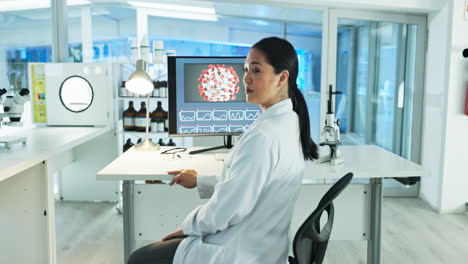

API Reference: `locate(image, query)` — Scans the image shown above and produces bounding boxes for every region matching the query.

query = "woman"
[128,37,319,264]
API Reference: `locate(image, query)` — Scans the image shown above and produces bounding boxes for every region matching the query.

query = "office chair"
[288,172,354,264]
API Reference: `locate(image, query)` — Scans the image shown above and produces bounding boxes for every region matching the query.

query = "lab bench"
[97,145,429,264]
[0,126,115,264]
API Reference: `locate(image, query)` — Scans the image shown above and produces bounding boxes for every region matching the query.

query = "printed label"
[135,117,147,128]
[153,88,160,97]
[120,88,127,97]
[157,122,165,132]
[150,122,158,132]
[124,117,134,126]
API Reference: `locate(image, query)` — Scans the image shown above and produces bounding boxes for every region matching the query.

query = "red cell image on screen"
[197,64,240,102]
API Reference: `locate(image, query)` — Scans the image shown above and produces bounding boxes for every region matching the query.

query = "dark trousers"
[127,237,185,264]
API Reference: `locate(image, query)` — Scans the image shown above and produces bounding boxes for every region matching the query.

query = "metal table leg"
[368,178,382,264]
[123,180,135,263]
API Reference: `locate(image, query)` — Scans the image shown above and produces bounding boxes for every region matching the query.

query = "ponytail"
[253,37,319,161]
[289,83,319,161]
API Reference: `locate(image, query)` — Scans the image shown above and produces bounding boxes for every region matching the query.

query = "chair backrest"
[289,172,354,264]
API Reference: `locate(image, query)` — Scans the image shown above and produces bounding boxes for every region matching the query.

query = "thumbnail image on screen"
[169,57,261,136]
[184,63,246,103]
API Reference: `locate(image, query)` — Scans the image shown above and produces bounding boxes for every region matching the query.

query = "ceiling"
[0,0,324,36]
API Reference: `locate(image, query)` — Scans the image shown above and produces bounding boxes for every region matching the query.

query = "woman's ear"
[278,70,289,89]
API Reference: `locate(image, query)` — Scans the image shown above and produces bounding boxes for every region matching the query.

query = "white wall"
[0,62,7,89]
[439,0,468,212]
[69,15,123,43]
[0,19,52,87]
[0,20,51,47]
[419,1,451,212]
[421,0,468,213]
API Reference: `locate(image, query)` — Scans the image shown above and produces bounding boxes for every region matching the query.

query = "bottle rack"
[121,131,168,135]
[117,63,183,153]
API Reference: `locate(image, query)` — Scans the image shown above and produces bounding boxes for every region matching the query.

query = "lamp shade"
[125,60,154,95]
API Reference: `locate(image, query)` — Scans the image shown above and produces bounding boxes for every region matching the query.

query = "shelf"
[119,131,169,135]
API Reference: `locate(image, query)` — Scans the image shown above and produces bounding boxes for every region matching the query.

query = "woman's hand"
[162,228,185,241]
[168,169,198,188]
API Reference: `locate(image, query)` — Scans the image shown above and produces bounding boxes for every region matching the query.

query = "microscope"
[317,85,344,166]
[0,88,30,149]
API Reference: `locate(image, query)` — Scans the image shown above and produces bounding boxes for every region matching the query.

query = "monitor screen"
[168,56,261,137]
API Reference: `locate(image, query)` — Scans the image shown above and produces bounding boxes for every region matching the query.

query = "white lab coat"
[173,99,305,264]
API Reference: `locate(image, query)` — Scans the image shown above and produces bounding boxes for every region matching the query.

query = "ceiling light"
[147,9,217,22]
[128,1,215,14]
[0,0,91,12]
[251,19,270,26]
[0,1,48,12]
[68,0,92,6]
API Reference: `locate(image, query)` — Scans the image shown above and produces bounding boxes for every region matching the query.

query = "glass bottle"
[130,39,138,63]
[153,101,166,132]
[152,81,160,97]
[160,81,167,98]
[123,138,134,152]
[140,35,150,63]
[150,106,158,132]
[152,40,165,64]
[158,138,166,146]
[120,81,127,97]
[123,101,136,131]
[168,139,176,146]
[135,102,147,132]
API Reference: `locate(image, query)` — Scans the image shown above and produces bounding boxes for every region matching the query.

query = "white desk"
[0,126,112,264]
[97,145,429,264]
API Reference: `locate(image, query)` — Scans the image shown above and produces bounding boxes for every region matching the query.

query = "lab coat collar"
[259,98,293,119]
[243,99,293,135]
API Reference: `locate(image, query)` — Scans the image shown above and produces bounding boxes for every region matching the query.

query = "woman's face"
[243,48,288,110]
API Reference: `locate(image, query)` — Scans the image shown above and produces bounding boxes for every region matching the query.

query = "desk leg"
[123,180,135,263]
[368,178,382,264]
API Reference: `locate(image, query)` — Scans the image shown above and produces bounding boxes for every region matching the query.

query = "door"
[326,10,426,196]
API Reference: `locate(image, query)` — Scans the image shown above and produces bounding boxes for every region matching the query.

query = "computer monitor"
[168,56,261,153]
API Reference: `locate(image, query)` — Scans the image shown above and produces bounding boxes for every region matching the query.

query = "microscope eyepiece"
[463,49,468,58]
[19,88,30,96]
[0,88,6,97]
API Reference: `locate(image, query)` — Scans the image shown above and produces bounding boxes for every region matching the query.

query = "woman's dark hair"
[252,37,319,161]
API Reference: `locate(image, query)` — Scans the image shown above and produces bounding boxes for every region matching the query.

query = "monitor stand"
[189,135,233,155]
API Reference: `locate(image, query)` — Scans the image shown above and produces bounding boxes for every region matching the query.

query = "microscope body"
[0,88,30,125]
[317,85,344,166]
[0,88,29,149]
[318,112,344,166]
